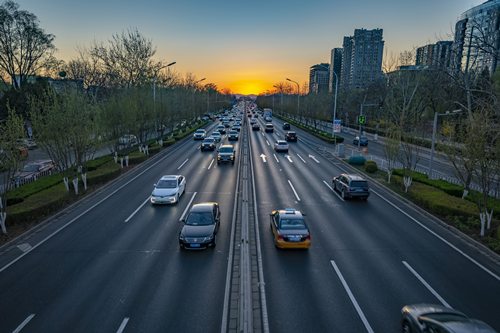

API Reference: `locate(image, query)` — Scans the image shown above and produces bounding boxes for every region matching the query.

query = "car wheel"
[176,194,180,203]
[402,321,412,333]
[341,188,346,200]
[211,236,217,248]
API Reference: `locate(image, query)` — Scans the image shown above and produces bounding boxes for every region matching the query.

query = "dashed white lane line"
[285,155,293,163]
[179,192,197,222]
[124,197,150,223]
[207,158,215,170]
[402,261,451,308]
[296,153,306,164]
[13,314,35,333]
[330,260,374,333]
[273,154,279,163]
[265,140,270,146]
[371,188,500,281]
[288,180,301,201]
[116,317,129,333]
[177,158,189,170]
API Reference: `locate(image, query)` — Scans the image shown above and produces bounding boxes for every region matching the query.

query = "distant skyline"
[13,0,485,94]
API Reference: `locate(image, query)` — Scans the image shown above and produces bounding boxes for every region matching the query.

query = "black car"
[217,144,236,164]
[179,202,220,249]
[332,173,370,200]
[282,122,291,130]
[200,137,216,151]
[401,304,497,333]
[285,131,297,142]
[252,123,260,131]
[353,135,368,146]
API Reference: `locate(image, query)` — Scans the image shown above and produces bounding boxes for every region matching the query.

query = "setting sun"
[225,79,271,95]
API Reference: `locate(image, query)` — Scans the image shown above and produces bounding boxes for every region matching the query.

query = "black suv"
[200,137,216,151]
[332,174,369,200]
[285,131,297,142]
[179,202,220,249]
[217,145,235,164]
[282,122,291,130]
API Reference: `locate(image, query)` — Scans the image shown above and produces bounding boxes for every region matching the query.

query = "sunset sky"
[14,0,484,95]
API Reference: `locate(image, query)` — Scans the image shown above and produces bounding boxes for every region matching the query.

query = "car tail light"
[276,234,284,240]
[305,234,311,240]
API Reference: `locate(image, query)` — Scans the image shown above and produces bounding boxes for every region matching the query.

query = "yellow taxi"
[270,208,311,249]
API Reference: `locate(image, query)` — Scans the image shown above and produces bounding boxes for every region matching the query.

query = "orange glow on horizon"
[223,79,274,96]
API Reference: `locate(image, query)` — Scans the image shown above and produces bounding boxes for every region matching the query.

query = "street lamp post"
[286,78,300,122]
[153,61,176,106]
[192,78,206,119]
[428,109,462,179]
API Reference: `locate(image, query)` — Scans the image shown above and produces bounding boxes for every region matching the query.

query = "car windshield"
[185,212,214,226]
[156,179,177,189]
[22,164,39,172]
[350,181,368,188]
[220,147,233,153]
[280,218,306,230]
[203,138,214,143]
[424,313,468,323]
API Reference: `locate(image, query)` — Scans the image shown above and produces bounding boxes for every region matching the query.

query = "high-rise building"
[329,48,342,93]
[453,0,500,75]
[340,28,384,89]
[309,63,330,94]
[416,41,453,68]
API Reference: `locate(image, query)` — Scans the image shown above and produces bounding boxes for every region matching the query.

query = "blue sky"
[13,0,485,94]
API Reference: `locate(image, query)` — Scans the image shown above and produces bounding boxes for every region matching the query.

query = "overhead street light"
[286,78,300,121]
[153,61,176,105]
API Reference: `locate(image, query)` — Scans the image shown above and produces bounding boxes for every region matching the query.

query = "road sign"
[357,115,366,125]
[333,119,341,133]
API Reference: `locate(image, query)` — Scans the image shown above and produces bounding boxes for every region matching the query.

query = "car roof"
[277,208,303,218]
[160,175,181,181]
[276,140,287,144]
[342,174,367,181]
[190,202,217,212]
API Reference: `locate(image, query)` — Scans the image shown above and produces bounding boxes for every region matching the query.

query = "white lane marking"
[207,158,214,170]
[296,153,306,164]
[265,140,270,146]
[0,139,195,273]
[17,243,32,253]
[273,154,279,163]
[116,317,129,333]
[124,197,150,223]
[179,192,197,222]
[260,154,267,163]
[402,261,451,308]
[372,189,500,281]
[177,158,189,170]
[330,260,374,333]
[13,314,35,333]
[308,154,320,163]
[288,180,301,201]
[285,155,293,163]
[322,180,334,192]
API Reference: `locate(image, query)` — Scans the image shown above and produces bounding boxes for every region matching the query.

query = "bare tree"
[0,1,55,89]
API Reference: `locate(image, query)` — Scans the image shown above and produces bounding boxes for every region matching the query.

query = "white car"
[150,175,186,204]
[274,140,289,152]
[211,131,222,142]
[193,129,206,140]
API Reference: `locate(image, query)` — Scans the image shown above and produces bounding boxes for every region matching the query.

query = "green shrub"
[393,169,464,197]
[7,173,64,203]
[86,155,113,171]
[86,161,121,185]
[365,160,378,173]
[348,155,366,165]
[128,151,148,164]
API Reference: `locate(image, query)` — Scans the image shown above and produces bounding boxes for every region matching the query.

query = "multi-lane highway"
[0,105,499,333]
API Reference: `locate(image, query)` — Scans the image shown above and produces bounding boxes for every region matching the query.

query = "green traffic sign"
[358,115,366,125]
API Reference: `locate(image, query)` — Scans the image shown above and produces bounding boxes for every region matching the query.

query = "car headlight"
[203,235,214,242]
[179,234,185,240]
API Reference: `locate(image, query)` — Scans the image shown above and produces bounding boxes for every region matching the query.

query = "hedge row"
[393,169,464,197]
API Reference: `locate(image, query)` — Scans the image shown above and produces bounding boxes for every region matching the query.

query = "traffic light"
[357,115,366,125]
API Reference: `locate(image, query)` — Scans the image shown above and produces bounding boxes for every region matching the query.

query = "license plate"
[190,243,201,248]
[289,236,301,242]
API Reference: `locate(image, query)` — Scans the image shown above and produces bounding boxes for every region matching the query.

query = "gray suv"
[217,145,235,165]
[332,174,369,200]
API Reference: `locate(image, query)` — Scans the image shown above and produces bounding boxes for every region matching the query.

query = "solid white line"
[402,261,451,308]
[207,158,214,170]
[273,154,279,163]
[330,260,374,333]
[12,314,35,333]
[177,158,189,170]
[325,180,344,201]
[288,180,301,201]
[296,153,306,164]
[124,197,150,223]
[265,140,270,146]
[179,192,197,222]
[372,189,500,281]
[116,317,129,333]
